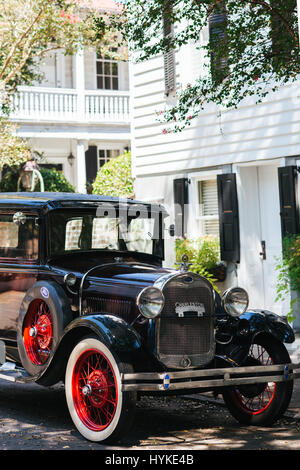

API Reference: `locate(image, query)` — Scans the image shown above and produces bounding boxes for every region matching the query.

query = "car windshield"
[48,206,164,258]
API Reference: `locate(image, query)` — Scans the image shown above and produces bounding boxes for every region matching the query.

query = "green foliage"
[275,234,300,323]
[122,0,299,132]
[0,165,75,193]
[39,168,75,193]
[0,118,31,170]
[92,151,134,198]
[175,235,221,290]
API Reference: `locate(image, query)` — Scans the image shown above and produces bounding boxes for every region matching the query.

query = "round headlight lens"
[137,286,164,319]
[222,287,249,317]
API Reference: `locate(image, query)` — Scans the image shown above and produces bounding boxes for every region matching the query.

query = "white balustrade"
[9,86,130,124]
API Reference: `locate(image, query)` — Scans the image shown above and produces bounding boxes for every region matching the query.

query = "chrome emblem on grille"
[175,302,205,318]
[180,356,192,368]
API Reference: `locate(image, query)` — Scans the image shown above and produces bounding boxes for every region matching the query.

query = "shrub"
[0,166,75,193]
[92,151,134,198]
[175,235,222,289]
[275,234,300,322]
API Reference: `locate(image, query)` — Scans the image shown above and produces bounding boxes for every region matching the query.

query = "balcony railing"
[9,86,130,124]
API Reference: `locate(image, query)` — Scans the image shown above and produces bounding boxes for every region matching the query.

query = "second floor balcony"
[10,86,130,125]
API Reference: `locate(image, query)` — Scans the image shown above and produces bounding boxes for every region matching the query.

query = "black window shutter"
[85,146,98,184]
[173,178,189,238]
[278,166,299,237]
[217,173,240,263]
[209,2,228,83]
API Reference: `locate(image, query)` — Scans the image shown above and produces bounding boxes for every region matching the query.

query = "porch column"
[76,140,88,193]
[74,47,85,118]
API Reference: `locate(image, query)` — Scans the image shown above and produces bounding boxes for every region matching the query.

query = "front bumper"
[121,363,300,392]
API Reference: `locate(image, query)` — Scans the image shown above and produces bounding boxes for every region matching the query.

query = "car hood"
[48,252,174,288]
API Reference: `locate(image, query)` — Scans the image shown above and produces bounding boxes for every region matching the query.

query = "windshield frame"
[46,205,165,261]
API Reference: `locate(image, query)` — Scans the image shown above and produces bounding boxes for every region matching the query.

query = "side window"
[197,179,219,236]
[0,214,39,260]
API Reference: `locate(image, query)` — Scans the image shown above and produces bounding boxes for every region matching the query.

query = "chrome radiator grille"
[156,273,215,369]
[83,296,133,323]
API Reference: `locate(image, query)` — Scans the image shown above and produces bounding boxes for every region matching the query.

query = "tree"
[92,151,134,198]
[0,0,124,113]
[122,0,299,132]
[0,117,31,170]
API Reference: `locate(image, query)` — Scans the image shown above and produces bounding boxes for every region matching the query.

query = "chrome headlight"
[222,287,249,317]
[137,286,165,319]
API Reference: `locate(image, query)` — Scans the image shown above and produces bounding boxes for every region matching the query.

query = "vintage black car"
[0,192,298,443]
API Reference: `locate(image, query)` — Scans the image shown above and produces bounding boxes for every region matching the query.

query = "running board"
[0,362,32,383]
[0,341,33,383]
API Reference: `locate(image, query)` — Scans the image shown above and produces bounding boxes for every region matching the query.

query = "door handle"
[259,240,266,260]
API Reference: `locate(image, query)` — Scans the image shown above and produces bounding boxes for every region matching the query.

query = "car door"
[0,210,40,346]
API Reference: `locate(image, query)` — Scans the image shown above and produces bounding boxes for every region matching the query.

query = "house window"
[96,49,119,90]
[163,2,176,96]
[209,2,228,83]
[197,179,219,236]
[98,149,121,169]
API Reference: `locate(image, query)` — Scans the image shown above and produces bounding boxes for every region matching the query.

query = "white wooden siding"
[131,42,300,178]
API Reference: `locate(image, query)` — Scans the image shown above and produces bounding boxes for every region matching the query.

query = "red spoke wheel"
[72,349,118,432]
[65,336,136,443]
[23,299,53,365]
[222,335,293,426]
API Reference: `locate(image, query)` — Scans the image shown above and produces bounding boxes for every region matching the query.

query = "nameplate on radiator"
[175,302,205,318]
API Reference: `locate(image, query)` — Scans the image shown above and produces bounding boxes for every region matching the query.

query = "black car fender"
[17,280,73,378]
[62,313,142,354]
[36,313,142,386]
[240,309,295,344]
[219,309,295,365]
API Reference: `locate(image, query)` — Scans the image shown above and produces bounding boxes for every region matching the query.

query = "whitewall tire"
[65,336,136,443]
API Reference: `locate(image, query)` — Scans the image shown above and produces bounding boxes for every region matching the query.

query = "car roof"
[0,192,167,214]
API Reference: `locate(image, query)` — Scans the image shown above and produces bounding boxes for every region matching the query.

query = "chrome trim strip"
[121,363,300,392]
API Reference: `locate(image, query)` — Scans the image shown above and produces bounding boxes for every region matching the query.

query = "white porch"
[8,46,131,193]
[10,86,130,125]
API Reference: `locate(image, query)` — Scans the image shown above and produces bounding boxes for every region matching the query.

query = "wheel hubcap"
[23,300,53,365]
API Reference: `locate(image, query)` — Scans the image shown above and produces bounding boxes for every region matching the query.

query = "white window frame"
[97,148,121,171]
[188,170,221,238]
[96,49,119,91]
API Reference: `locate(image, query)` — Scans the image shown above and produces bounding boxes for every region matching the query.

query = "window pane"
[92,218,119,249]
[199,180,219,216]
[104,62,111,75]
[96,61,103,74]
[112,77,118,90]
[65,218,83,251]
[104,76,111,89]
[0,221,18,249]
[0,215,39,259]
[97,76,103,89]
[112,62,118,75]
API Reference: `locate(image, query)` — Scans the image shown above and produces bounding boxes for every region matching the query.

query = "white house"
[130,8,300,332]
[11,0,131,193]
